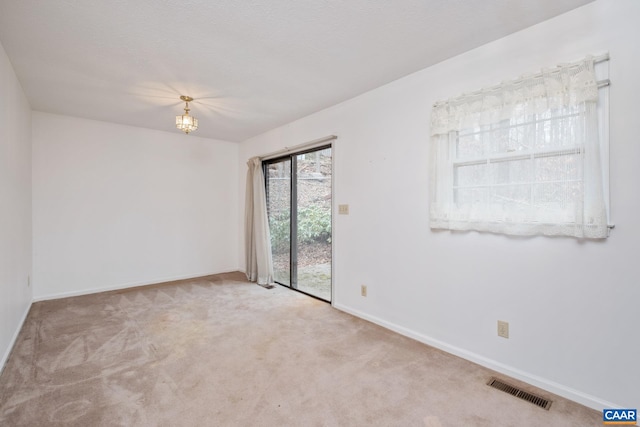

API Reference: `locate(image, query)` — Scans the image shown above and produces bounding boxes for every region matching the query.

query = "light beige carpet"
[0,272,600,426]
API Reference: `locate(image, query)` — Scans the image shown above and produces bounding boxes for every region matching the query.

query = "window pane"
[536,106,583,150]
[456,133,485,159]
[455,163,489,187]
[491,184,531,214]
[504,123,535,153]
[455,187,489,207]
[491,159,531,185]
[534,154,581,182]
[533,181,583,208]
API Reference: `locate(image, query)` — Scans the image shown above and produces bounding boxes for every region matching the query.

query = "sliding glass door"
[265,146,332,301]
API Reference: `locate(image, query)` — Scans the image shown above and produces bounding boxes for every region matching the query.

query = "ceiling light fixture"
[176,95,198,134]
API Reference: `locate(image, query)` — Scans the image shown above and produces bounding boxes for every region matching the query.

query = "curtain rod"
[433,53,610,107]
[260,135,337,160]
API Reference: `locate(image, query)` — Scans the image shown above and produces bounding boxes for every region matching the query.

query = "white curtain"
[244,157,274,284]
[429,56,608,238]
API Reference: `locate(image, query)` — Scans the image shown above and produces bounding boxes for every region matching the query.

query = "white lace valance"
[431,56,599,136]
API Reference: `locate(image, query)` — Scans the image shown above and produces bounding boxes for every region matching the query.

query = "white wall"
[0,41,32,370]
[239,0,640,410]
[33,113,239,299]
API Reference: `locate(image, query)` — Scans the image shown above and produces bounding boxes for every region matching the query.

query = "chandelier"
[176,96,198,134]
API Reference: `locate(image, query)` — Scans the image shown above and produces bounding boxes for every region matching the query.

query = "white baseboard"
[333,302,619,411]
[33,270,239,302]
[0,301,32,377]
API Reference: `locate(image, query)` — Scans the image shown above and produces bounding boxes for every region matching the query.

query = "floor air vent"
[487,377,552,410]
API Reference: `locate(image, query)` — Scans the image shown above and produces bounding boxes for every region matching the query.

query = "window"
[429,55,609,238]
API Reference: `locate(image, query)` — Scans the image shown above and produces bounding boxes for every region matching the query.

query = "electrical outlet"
[361,285,367,297]
[338,204,349,215]
[497,320,509,339]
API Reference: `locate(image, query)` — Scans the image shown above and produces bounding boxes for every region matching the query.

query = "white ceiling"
[0,0,594,142]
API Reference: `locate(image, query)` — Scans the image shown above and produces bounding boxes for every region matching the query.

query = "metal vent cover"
[487,377,552,410]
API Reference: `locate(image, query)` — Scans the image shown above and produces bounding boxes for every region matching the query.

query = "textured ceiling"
[0,0,594,142]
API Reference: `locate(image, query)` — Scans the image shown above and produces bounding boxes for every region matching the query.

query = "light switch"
[338,204,349,215]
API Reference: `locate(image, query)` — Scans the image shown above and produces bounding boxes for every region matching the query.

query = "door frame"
[263,143,333,303]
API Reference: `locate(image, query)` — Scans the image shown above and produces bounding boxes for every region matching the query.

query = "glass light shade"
[176,114,198,134]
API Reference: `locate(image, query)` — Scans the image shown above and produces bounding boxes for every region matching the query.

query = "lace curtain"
[429,56,608,238]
